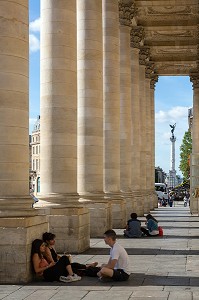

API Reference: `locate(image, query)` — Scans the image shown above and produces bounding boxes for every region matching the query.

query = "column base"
[143,192,151,214]
[0,196,37,217]
[131,191,144,217]
[190,153,199,214]
[105,193,126,228]
[79,193,112,237]
[0,216,48,284]
[35,197,90,253]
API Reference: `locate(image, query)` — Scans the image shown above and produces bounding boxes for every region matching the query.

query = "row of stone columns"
[39,0,159,227]
[0,0,158,283]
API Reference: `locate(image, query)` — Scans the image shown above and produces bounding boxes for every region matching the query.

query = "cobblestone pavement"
[1,202,199,299]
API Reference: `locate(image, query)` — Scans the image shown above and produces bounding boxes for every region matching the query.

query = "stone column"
[150,75,159,208]
[139,47,149,213]
[130,26,144,216]
[145,63,154,210]
[0,0,48,283]
[190,73,199,214]
[119,1,133,203]
[40,0,78,199]
[103,0,126,228]
[77,0,111,236]
[40,0,90,252]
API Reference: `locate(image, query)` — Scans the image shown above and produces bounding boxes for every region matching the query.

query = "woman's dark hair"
[42,232,56,242]
[31,239,43,259]
[131,213,137,219]
[146,214,158,223]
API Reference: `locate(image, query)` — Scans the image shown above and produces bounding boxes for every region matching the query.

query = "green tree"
[179,130,192,180]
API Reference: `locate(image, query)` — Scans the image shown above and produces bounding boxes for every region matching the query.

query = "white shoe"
[59,274,81,283]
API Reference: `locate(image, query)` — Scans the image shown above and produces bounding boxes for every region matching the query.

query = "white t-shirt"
[110,242,130,275]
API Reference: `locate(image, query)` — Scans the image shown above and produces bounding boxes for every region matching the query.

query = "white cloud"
[155,106,189,124]
[29,34,40,52]
[30,18,40,32]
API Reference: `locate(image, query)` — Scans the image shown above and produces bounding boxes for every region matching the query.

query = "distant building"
[155,167,167,183]
[29,116,40,193]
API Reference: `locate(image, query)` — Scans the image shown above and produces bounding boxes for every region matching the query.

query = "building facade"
[30,116,40,193]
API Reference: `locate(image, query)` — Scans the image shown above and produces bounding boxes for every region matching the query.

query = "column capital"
[190,71,199,89]
[145,62,155,79]
[139,47,150,65]
[130,26,144,48]
[119,0,137,27]
[150,74,159,89]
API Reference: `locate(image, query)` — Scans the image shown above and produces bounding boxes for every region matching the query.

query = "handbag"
[158,226,163,236]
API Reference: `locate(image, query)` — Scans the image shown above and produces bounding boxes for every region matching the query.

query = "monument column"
[0,0,48,283]
[190,72,199,214]
[77,0,111,236]
[40,0,90,253]
[130,26,144,216]
[119,1,134,200]
[150,75,159,208]
[103,0,126,228]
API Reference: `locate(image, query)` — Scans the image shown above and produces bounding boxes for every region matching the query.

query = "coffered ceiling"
[134,0,199,75]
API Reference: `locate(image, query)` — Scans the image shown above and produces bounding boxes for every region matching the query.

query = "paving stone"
[168,291,192,300]
[1,205,199,299]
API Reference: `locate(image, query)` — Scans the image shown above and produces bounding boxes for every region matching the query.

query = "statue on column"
[169,123,176,138]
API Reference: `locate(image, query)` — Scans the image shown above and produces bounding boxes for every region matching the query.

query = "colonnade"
[39,0,157,235]
[0,0,159,283]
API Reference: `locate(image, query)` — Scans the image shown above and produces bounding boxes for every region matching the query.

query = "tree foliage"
[179,130,192,180]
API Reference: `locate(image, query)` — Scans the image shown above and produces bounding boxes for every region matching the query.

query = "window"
[32,160,35,171]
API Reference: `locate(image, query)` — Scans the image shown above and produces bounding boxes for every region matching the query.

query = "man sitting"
[97,229,130,282]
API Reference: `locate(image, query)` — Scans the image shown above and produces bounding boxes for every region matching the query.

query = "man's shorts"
[112,269,130,281]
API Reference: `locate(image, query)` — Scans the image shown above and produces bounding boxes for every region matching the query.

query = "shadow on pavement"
[27,273,198,287]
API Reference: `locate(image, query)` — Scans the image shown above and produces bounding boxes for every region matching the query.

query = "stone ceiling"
[134,0,199,75]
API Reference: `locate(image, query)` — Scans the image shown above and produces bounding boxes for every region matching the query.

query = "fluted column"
[77,0,103,197]
[130,26,144,216]
[190,73,199,214]
[0,0,33,214]
[145,63,154,210]
[40,0,78,199]
[150,75,159,208]
[77,0,111,236]
[139,47,149,213]
[0,0,49,284]
[103,0,126,227]
[119,1,133,196]
[103,0,120,195]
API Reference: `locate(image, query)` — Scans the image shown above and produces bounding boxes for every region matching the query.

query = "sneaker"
[59,274,81,283]
[71,273,81,281]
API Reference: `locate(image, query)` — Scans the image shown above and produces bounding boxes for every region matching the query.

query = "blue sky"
[29,1,193,176]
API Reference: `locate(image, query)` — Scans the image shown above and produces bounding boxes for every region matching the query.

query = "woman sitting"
[42,232,98,276]
[141,214,159,236]
[31,239,81,283]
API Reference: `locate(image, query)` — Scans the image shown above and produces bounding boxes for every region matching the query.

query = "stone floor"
[2,202,199,299]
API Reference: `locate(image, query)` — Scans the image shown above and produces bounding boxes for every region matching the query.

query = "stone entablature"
[134,0,199,75]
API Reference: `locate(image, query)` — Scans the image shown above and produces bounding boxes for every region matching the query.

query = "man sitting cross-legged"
[97,229,131,282]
